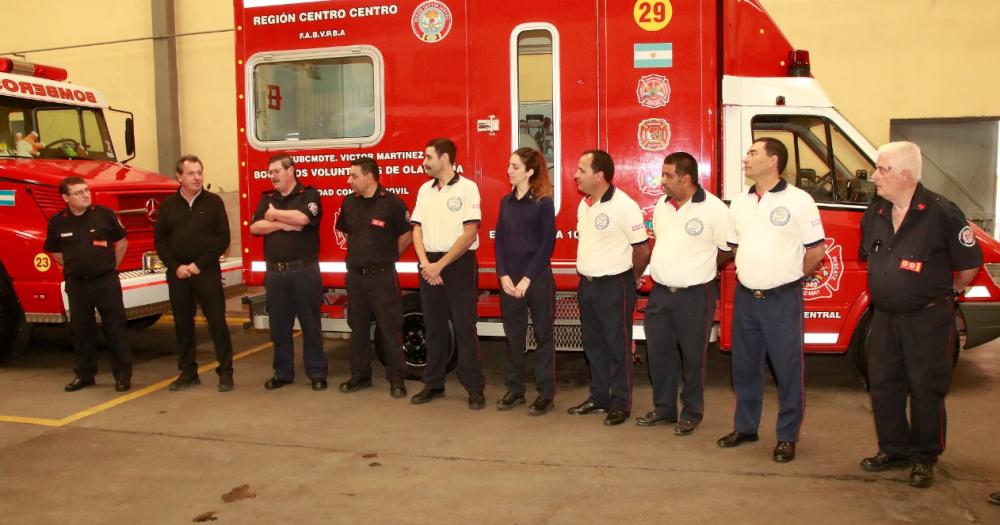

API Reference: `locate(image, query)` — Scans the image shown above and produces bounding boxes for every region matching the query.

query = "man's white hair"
[876,141,922,182]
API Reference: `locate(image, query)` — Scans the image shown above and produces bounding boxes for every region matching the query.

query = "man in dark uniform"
[249,153,328,391]
[44,176,132,392]
[859,141,981,488]
[409,137,486,409]
[154,155,234,392]
[335,157,412,398]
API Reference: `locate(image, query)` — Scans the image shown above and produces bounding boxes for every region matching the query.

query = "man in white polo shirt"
[637,152,732,436]
[719,137,825,463]
[567,149,651,426]
[409,137,486,410]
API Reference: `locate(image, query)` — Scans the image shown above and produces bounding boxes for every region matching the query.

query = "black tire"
[374,293,457,380]
[848,309,961,390]
[0,267,33,363]
[127,313,162,330]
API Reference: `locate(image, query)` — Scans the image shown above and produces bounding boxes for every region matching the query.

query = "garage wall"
[762,0,1000,146]
[2,1,999,190]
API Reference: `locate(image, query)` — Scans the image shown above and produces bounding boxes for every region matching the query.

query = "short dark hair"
[351,156,380,181]
[754,137,788,174]
[175,154,203,175]
[59,176,87,195]
[426,137,457,165]
[664,151,699,186]
[583,149,615,183]
[267,153,295,172]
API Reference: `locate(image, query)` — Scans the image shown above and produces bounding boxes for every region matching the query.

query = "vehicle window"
[250,49,383,148]
[752,115,875,205]
[81,109,114,160]
[512,24,561,211]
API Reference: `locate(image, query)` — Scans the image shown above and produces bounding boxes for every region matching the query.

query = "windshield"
[0,95,116,161]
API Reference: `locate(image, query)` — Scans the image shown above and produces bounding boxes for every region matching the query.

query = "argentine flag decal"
[634,43,673,68]
[0,189,14,207]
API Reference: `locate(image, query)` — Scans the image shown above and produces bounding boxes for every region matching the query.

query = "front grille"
[99,190,175,271]
[26,185,64,218]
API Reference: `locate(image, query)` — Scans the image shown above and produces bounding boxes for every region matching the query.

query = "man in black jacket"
[154,154,234,392]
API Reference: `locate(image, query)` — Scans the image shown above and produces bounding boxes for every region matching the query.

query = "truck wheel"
[127,313,162,330]
[374,294,457,380]
[0,272,33,363]
[848,310,961,390]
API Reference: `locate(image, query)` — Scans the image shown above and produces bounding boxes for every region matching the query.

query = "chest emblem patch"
[307,202,319,216]
[769,206,790,226]
[447,197,463,212]
[594,213,611,231]
[685,218,704,236]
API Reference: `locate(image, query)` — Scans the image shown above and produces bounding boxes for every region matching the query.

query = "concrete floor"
[1,309,998,524]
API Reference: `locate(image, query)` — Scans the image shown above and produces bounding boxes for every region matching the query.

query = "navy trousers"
[578,271,636,412]
[265,263,328,381]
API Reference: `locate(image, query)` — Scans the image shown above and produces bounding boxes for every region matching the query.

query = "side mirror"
[856,169,868,181]
[124,118,135,157]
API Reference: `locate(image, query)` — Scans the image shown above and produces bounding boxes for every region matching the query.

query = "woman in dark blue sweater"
[494,147,557,415]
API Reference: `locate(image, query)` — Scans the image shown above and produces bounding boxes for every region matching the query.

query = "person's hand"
[500,276,516,296]
[175,265,191,279]
[421,261,443,283]
[264,203,278,222]
[278,221,302,232]
[188,263,201,275]
[636,275,646,290]
[514,277,531,298]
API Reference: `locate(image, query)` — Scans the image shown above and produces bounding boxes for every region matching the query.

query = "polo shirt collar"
[599,185,616,203]
[432,173,461,189]
[692,186,706,203]
[360,184,387,200]
[748,178,787,195]
[876,183,930,216]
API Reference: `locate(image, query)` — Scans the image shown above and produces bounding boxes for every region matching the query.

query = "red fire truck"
[234,0,1000,378]
[0,58,243,362]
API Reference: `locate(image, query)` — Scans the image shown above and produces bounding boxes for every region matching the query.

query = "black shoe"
[168,375,200,391]
[390,383,407,399]
[674,419,699,436]
[218,375,234,393]
[860,452,910,472]
[909,462,935,488]
[64,377,95,392]
[264,376,292,390]
[717,431,759,448]
[338,376,371,393]
[410,387,445,405]
[312,378,329,391]
[496,392,526,411]
[635,411,676,427]
[114,378,131,393]
[468,391,486,410]
[989,492,1000,505]
[773,441,796,463]
[567,399,608,415]
[528,398,554,416]
[604,409,630,426]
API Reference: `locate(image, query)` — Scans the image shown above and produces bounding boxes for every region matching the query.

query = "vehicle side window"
[752,115,875,205]
[249,47,384,149]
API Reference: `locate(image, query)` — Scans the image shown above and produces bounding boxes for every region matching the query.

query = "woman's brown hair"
[513,147,553,199]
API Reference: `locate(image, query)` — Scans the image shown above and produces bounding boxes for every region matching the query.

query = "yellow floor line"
[161,315,248,327]
[0,339,278,428]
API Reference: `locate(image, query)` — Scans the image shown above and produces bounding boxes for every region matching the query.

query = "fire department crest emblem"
[803,238,843,301]
[638,170,662,196]
[638,118,670,152]
[447,196,463,211]
[595,213,611,231]
[959,225,976,247]
[636,74,670,109]
[412,1,453,43]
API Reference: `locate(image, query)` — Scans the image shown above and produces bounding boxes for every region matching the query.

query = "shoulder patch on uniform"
[959,225,976,247]
[308,202,319,216]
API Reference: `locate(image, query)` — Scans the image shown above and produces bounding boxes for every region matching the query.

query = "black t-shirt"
[860,184,982,313]
[335,185,410,267]
[44,205,127,279]
[250,182,322,263]
[153,190,231,273]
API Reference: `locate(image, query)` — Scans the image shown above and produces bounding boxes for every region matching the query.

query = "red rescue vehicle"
[234,0,1000,377]
[0,58,243,362]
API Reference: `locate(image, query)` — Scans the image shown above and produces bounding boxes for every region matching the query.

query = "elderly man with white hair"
[857,141,982,488]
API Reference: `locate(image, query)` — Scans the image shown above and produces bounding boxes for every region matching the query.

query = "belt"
[579,270,632,282]
[70,269,115,281]
[656,281,710,294]
[266,258,316,273]
[738,279,802,299]
[883,295,954,317]
[348,263,393,275]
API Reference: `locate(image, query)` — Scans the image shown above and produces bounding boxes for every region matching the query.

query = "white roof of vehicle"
[0,72,109,108]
